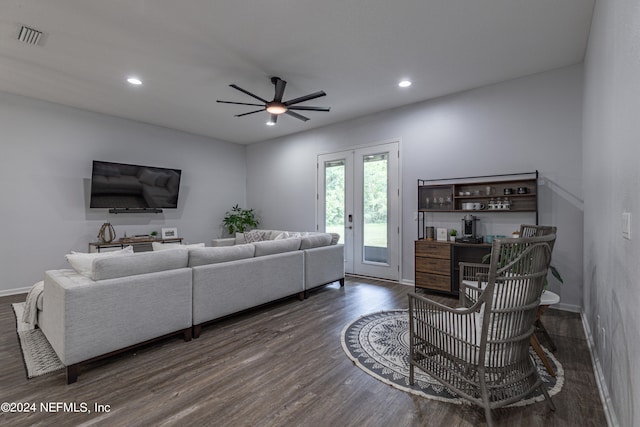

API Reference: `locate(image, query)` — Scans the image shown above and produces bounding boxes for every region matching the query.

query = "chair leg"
[539,383,556,411]
[409,363,414,385]
[530,335,556,377]
[535,318,557,351]
[477,373,495,427]
[483,404,494,427]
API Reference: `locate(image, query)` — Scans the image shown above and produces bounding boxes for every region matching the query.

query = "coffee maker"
[457,214,482,243]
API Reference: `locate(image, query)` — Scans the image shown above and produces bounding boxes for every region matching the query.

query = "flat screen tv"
[90,160,182,209]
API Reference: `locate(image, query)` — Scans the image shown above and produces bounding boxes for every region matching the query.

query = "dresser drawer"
[415,240,450,259]
[415,271,451,292]
[415,256,450,275]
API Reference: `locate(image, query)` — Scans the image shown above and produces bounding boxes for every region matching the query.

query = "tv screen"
[90,161,182,209]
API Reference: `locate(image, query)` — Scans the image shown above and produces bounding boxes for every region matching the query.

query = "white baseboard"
[581,310,618,427]
[553,302,581,313]
[0,286,30,298]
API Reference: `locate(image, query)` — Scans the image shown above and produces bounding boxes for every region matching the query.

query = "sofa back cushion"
[253,238,301,257]
[188,244,256,267]
[91,248,189,281]
[152,242,205,251]
[300,233,332,249]
[65,246,134,278]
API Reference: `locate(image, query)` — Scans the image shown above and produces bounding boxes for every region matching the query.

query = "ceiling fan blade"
[287,106,331,112]
[273,78,287,102]
[229,84,269,103]
[235,108,265,117]
[285,110,310,122]
[284,91,326,106]
[217,100,265,107]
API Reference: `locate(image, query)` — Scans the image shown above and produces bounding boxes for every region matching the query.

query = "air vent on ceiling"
[17,25,44,46]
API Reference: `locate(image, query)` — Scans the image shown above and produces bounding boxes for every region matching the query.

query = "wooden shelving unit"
[417,171,538,239]
[89,237,183,253]
[415,171,538,294]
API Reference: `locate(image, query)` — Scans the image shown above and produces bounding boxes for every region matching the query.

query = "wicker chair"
[408,233,557,426]
[460,224,557,306]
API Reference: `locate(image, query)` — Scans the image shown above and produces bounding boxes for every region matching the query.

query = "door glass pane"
[363,153,388,263]
[325,160,345,244]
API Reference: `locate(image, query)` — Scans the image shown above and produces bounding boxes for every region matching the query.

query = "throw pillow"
[244,230,269,243]
[65,246,134,278]
[274,231,309,240]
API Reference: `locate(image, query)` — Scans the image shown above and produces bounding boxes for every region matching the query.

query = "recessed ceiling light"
[127,77,142,86]
[398,80,412,88]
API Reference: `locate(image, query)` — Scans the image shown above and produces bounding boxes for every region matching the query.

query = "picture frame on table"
[161,227,178,239]
[436,227,448,241]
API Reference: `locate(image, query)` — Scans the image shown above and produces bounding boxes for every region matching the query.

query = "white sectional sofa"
[37,230,343,383]
[40,248,193,384]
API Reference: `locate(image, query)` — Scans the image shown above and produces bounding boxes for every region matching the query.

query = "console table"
[89,237,183,253]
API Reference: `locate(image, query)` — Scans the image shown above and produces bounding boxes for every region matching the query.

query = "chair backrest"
[519,224,557,251]
[478,233,556,367]
[519,224,557,238]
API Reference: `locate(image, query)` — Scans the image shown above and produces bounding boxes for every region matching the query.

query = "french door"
[317,141,400,281]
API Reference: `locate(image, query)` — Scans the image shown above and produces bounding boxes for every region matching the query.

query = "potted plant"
[150,230,158,240]
[449,229,458,242]
[222,204,259,235]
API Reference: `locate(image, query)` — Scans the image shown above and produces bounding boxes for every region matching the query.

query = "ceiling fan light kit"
[217,76,330,125]
[265,102,287,115]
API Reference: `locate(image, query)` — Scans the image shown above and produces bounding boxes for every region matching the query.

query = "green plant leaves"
[222,204,259,235]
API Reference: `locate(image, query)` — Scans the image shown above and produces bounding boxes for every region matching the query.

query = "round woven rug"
[341,310,564,406]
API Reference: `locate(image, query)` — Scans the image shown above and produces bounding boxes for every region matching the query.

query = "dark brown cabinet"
[415,240,491,295]
[415,240,451,292]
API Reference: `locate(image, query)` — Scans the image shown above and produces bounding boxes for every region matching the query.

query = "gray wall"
[0,91,247,295]
[583,0,639,425]
[247,65,584,309]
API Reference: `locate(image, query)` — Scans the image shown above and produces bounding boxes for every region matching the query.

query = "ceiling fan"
[217,76,330,124]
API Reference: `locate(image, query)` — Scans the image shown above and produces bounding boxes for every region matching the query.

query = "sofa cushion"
[152,242,205,251]
[329,233,340,245]
[274,231,309,240]
[65,246,134,278]
[268,230,286,240]
[91,248,189,281]
[188,244,255,267]
[300,234,332,249]
[253,238,301,257]
[244,230,270,243]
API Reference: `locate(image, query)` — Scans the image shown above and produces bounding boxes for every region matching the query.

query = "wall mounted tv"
[90,160,182,212]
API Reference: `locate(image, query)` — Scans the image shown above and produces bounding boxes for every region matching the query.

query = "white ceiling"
[0,0,594,144]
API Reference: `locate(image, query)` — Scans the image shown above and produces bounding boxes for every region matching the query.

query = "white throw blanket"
[22,280,44,328]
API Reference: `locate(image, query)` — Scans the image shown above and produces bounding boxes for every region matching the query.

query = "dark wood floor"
[0,277,606,427]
